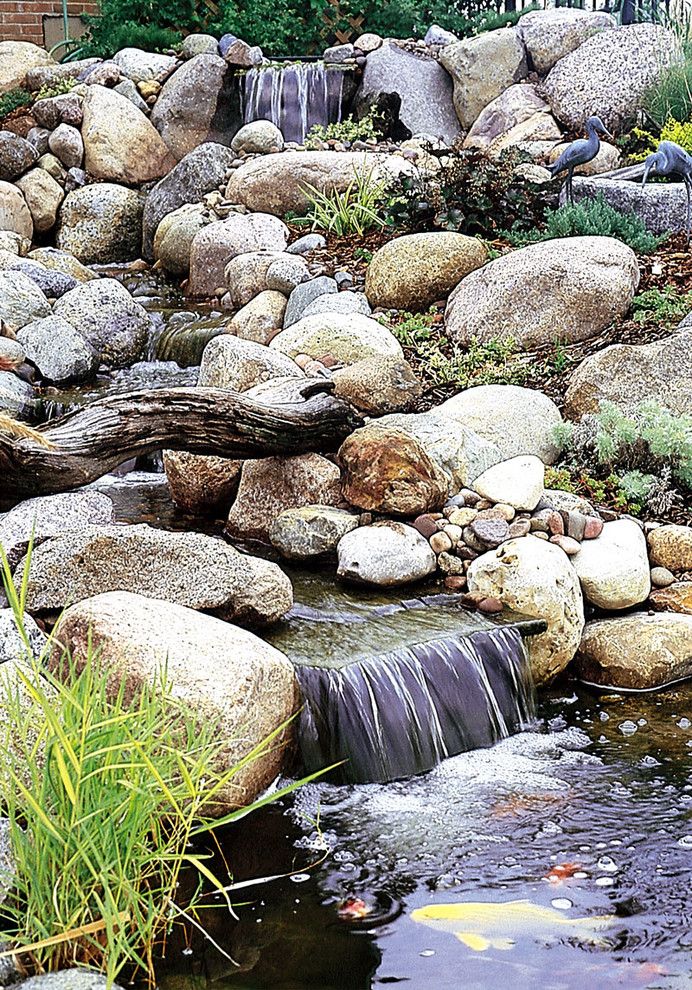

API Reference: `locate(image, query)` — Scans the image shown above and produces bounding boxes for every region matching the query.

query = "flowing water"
[241,63,352,144]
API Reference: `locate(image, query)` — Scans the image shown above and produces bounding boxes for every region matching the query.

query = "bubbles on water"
[640,755,661,767]
[619,720,638,736]
[677,835,692,849]
[420,949,435,957]
[595,876,614,886]
[637,718,648,727]
[551,898,573,910]
[181,948,193,956]
[599,712,610,722]
[597,856,618,873]
[678,718,691,729]
[290,873,311,883]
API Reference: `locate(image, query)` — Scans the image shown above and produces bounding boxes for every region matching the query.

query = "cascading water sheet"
[241,63,347,144]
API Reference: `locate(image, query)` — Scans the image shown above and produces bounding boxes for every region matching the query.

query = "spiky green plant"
[295,169,387,236]
[0,547,314,987]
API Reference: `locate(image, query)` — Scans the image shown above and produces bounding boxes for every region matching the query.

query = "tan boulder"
[15,168,64,233]
[270,312,403,366]
[0,181,33,240]
[0,42,53,96]
[517,8,616,74]
[575,613,692,690]
[464,83,561,154]
[365,232,487,311]
[189,213,288,298]
[226,453,342,543]
[648,524,692,573]
[650,582,692,615]
[468,536,585,685]
[445,236,639,350]
[81,85,177,184]
[439,28,528,130]
[163,451,242,514]
[52,591,299,810]
[332,355,422,415]
[153,203,211,276]
[230,289,287,344]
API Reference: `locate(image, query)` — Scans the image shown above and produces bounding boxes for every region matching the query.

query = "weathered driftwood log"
[0,381,363,509]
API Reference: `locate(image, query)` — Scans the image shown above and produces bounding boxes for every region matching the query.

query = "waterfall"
[241,62,348,144]
[295,626,535,785]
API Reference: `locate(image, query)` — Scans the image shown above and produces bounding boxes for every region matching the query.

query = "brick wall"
[0,1,100,46]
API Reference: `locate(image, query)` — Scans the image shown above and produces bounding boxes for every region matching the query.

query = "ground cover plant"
[0,89,32,122]
[0,551,311,987]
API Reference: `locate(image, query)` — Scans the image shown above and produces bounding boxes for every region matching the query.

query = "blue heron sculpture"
[642,139,692,245]
[549,115,613,204]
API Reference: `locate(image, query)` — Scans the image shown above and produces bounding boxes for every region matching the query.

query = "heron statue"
[642,140,692,245]
[549,115,613,204]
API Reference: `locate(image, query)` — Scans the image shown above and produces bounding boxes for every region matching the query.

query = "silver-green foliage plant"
[0,547,310,987]
[552,399,692,514]
[304,112,382,150]
[295,168,387,236]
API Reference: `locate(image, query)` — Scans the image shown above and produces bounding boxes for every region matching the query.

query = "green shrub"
[75,0,195,58]
[0,548,310,986]
[552,399,692,515]
[631,286,692,327]
[294,168,387,235]
[77,21,183,58]
[386,147,548,239]
[304,112,383,149]
[0,88,32,121]
[503,193,666,254]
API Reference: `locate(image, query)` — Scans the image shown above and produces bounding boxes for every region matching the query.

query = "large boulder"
[468,537,585,685]
[17,315,98,384]
[517,8,616,74]
[188,213,288,297]
[269,312,403,365]
[0,491,114,568]
[199,334,300,390]
[15,168,64,233]
[336,520,437,586]
[226,453,343,543]
[445,236,639,350]
[0,41,53,95]
[0,608,46,663]
[0,180,33,239]
[142,142,236,259]
[150,54,238,160]
[439,28,528,130]
[81,85,176,184]
[365,232,487,311]
[270,505,359,560]
[225,151,415,216]
[56,183,144,264]
[53,591,298,808]
[437,384,562,463]
[338,410,502,515]
[648,525,692,573]
[28,246,97,283]
[356,40,462,145]
[463,83,560,154]
[570,518,650,610]
[575,613,692,690]
[332,355,422,415]
[153,202,211,276]
[15,524,292,627]
[53,278,150,368]
[112,48,178,83]
[564,325,692,419]
[0,270,50,330]
[163,451,242,513]
[543,23,681,132]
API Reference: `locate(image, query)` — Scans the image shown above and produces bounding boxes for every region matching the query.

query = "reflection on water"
[158,683,692,990]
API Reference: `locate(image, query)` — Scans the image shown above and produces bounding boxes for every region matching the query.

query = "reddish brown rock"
[649,582,692,615]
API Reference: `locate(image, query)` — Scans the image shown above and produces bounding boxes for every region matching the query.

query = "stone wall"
[0,1,98,47]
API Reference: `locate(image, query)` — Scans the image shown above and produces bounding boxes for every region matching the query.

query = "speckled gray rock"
[15,970,123,990]
[302,290,371,319]
[16,524,293,627]
[0,491,114,568]
[53,278,150,368]
[153,202,211,276]
[0,131,38,181]
[199,334,300,390]
[270,313,403,365]
[142,142,236,259]
[356,40,462,145]
[517,8,615,73]
[286,233,327,255]
[543,23,681,131]
[0,256,76,298]
[231,120,284,155]
[181,33,219,58]
[445,236,639,350]
[564,325,692,419]
[0,608,46,663]
[0,270,51,330]
[53,592,298,810]
[0,371,34,417]
[189,212,288,298]
[270,505,359,560]
[568,174,688,236]
[337,521,437,586]
[112,48,178,83]
[56,183,145,264]
[265,254,310,294]
[17,315,98,384]
[284,276,338,327]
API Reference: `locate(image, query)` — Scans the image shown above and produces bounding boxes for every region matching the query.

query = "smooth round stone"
[448,507,477,527]
[550,534,581,555]
[494,503,516,521]
[444,575,467,591]
[443,524,463,544]
[651,566,676,588]
[470,517,510,547]
[478,596,503,614]
[430,531,453,554]
[508,519,531,539]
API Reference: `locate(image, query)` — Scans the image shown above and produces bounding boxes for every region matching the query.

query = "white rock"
[468,537,585,685]
[337,521,437,586]
[270,312,403,365]
[471,455,544,510]
[571,518,650,609]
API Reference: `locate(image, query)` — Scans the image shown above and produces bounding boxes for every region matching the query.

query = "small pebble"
[448,507,477,527]
[566,511,586,542]
[583,516,604,540]
[444,575,467,591]
[478,596,503,614]
[430,531,453,554]
[493,503,516,522]
[438,552,463,575]
[651,566,675,588]
[443,524,463,545]
[550,534,581,555]
[508,519,531,539]
[413,514,438,539]
[532,531,549,541]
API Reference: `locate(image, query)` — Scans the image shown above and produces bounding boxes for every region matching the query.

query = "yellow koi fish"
[411,899,614,952]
